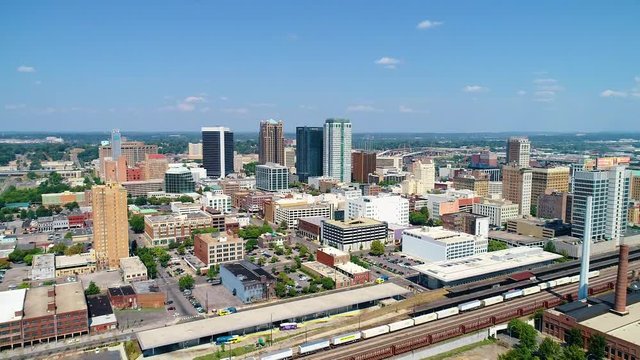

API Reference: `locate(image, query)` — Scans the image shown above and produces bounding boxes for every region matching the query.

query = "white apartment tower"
[572,166,630,244]
[323,119,352,183]
[347,194,409,226]
[412,159,435,194]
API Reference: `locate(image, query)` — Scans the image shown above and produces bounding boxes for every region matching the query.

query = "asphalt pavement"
[157,265,198,318]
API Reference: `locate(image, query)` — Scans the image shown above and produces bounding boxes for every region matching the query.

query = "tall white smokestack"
[578,196,593,301]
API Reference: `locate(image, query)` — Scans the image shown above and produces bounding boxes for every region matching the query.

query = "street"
[157,264,198,318]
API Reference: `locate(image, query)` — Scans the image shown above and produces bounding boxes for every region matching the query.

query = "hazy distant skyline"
[2,1,639,132]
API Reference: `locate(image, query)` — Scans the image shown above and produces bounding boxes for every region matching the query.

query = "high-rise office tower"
[502,165,533,215]
[258,119,285,166]
[530,167,570,207]
[323,119,352,183]
[92,183,129,270]
[571,166,630,244]
[202,127,234,178]
[351,151,376,183]
[164,167,196,193]
[111,129,122,161]
[412,159,436,194]
[296,126,323,182]
[506,137,531,168]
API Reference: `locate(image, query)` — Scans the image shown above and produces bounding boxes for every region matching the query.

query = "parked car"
[167,306,176,311]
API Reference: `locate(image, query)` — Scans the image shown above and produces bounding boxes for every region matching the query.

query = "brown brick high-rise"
[351,151,376,183]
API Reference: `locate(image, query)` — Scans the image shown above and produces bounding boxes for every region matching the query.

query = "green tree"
[245,239,258,251]
[270,256,278,263]
[369,240,385,256]
[64,231,73,239]
[207,264,220,279]
[320,277,335,290]
[566,328,583,348]
[178,275,195,290]
[287,287,297,297]
[26,171,38,180]
[507,319,538,351]
[537,338,562,360]
[297,244,309,257]
[294,256,302,269]
[243,161,258,176]
[49,243,68,255]
[158,253,171,267]
[178,195,194,203]
[129,214,145,233]
[24,253,35,265]
[488,240,508,252]
[543,241,557,253]
[177,244,186,255]
[563,345,586,360]
[36,205,52,218]
[64,243,85,255]
[134,197,148,206]
[277,221,288,232]
[64,201,80,211]
[409,211,427,226]
[587,334,606,360]
[85,281,101,295]
[274,246,284,256]
[258,257,266,266]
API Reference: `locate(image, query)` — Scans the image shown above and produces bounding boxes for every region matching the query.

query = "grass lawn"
[425,338,497,360]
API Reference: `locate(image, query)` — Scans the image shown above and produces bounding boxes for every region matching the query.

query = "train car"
[522,286,541,296]
[588,270,600,278]
[413,313,437,325]
[279,323,298,331]
[481,295,504,307]
[570,275,580,283]
[361,325,390,339]
[538,282,549,290]
[435,307,459,319]
[298,339,330,355]
[458,300,482,312]
[555,277,571,286]
[260,348,293,360]
[331,331,362,346]
[503,289,524,300]
[388,319,414,332]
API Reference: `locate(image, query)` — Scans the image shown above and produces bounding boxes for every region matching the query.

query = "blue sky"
[1,0,639,133]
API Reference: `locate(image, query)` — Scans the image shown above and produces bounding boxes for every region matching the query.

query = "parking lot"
[0,266,29,290]
[191,282,243,314]
[114,307,172,331]
[364,252,423,276]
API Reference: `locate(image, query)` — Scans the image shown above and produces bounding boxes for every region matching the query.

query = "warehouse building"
[412,247,562,289]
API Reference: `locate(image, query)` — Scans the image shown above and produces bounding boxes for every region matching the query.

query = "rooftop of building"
[137,282,408,351]
[221,261,274,284]
[55,251,96,269]
[0,288,27,323]
[130,280,162,294]
[86,294,114,318]
[318,247,349,257]
[412,247,562,282]
[108,285,136,297]
[476,198,518,206]
[550,288,640,345]
[32,253,55,270]
[336,261,370,274]
[196,233,242,245]
[23,286,52,318]
[165,167,192,175]
[488,230,546,244]
[442,212,489,220]
[55,282,87,314]
[304,261,351,282]
[257,162,288,169]
[403,226,478,243]
[323,218,385,229]
[119,256,147,274]
[297,216,328,227]
[325,118,350,124]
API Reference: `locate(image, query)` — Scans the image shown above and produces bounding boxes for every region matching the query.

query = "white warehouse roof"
[412,247,562,282]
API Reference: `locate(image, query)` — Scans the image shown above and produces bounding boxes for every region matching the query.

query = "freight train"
[257,271,604,360]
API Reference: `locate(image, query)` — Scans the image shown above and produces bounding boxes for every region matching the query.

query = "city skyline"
[2,1,640,132]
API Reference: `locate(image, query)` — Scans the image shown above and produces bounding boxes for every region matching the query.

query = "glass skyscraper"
[323,119,352,183]
[164,167,195,193]
[202,127,234,178]
[296,126,323,182]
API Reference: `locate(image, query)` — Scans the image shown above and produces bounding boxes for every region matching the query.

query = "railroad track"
[307,264,636,360]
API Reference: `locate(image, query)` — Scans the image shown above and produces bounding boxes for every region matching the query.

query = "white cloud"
[4,104,26,110]
[219,96,229,101]
[250,103,276,108]
[299,104,316,110]
[517,90,527,96]
[463,85,489,93]
[635,76,640,83]
[184,96,205,103]
[399,105,414,113]
[346,104,382,112]
[34,80,42,85]
[200,107,211,113]
[222,107,249,114]
[375,57,401,69]
[600,89,628,98]
[17,65,36,73]
[530,77,564,102]
[533,78,557,85]
[417,20,443,30]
